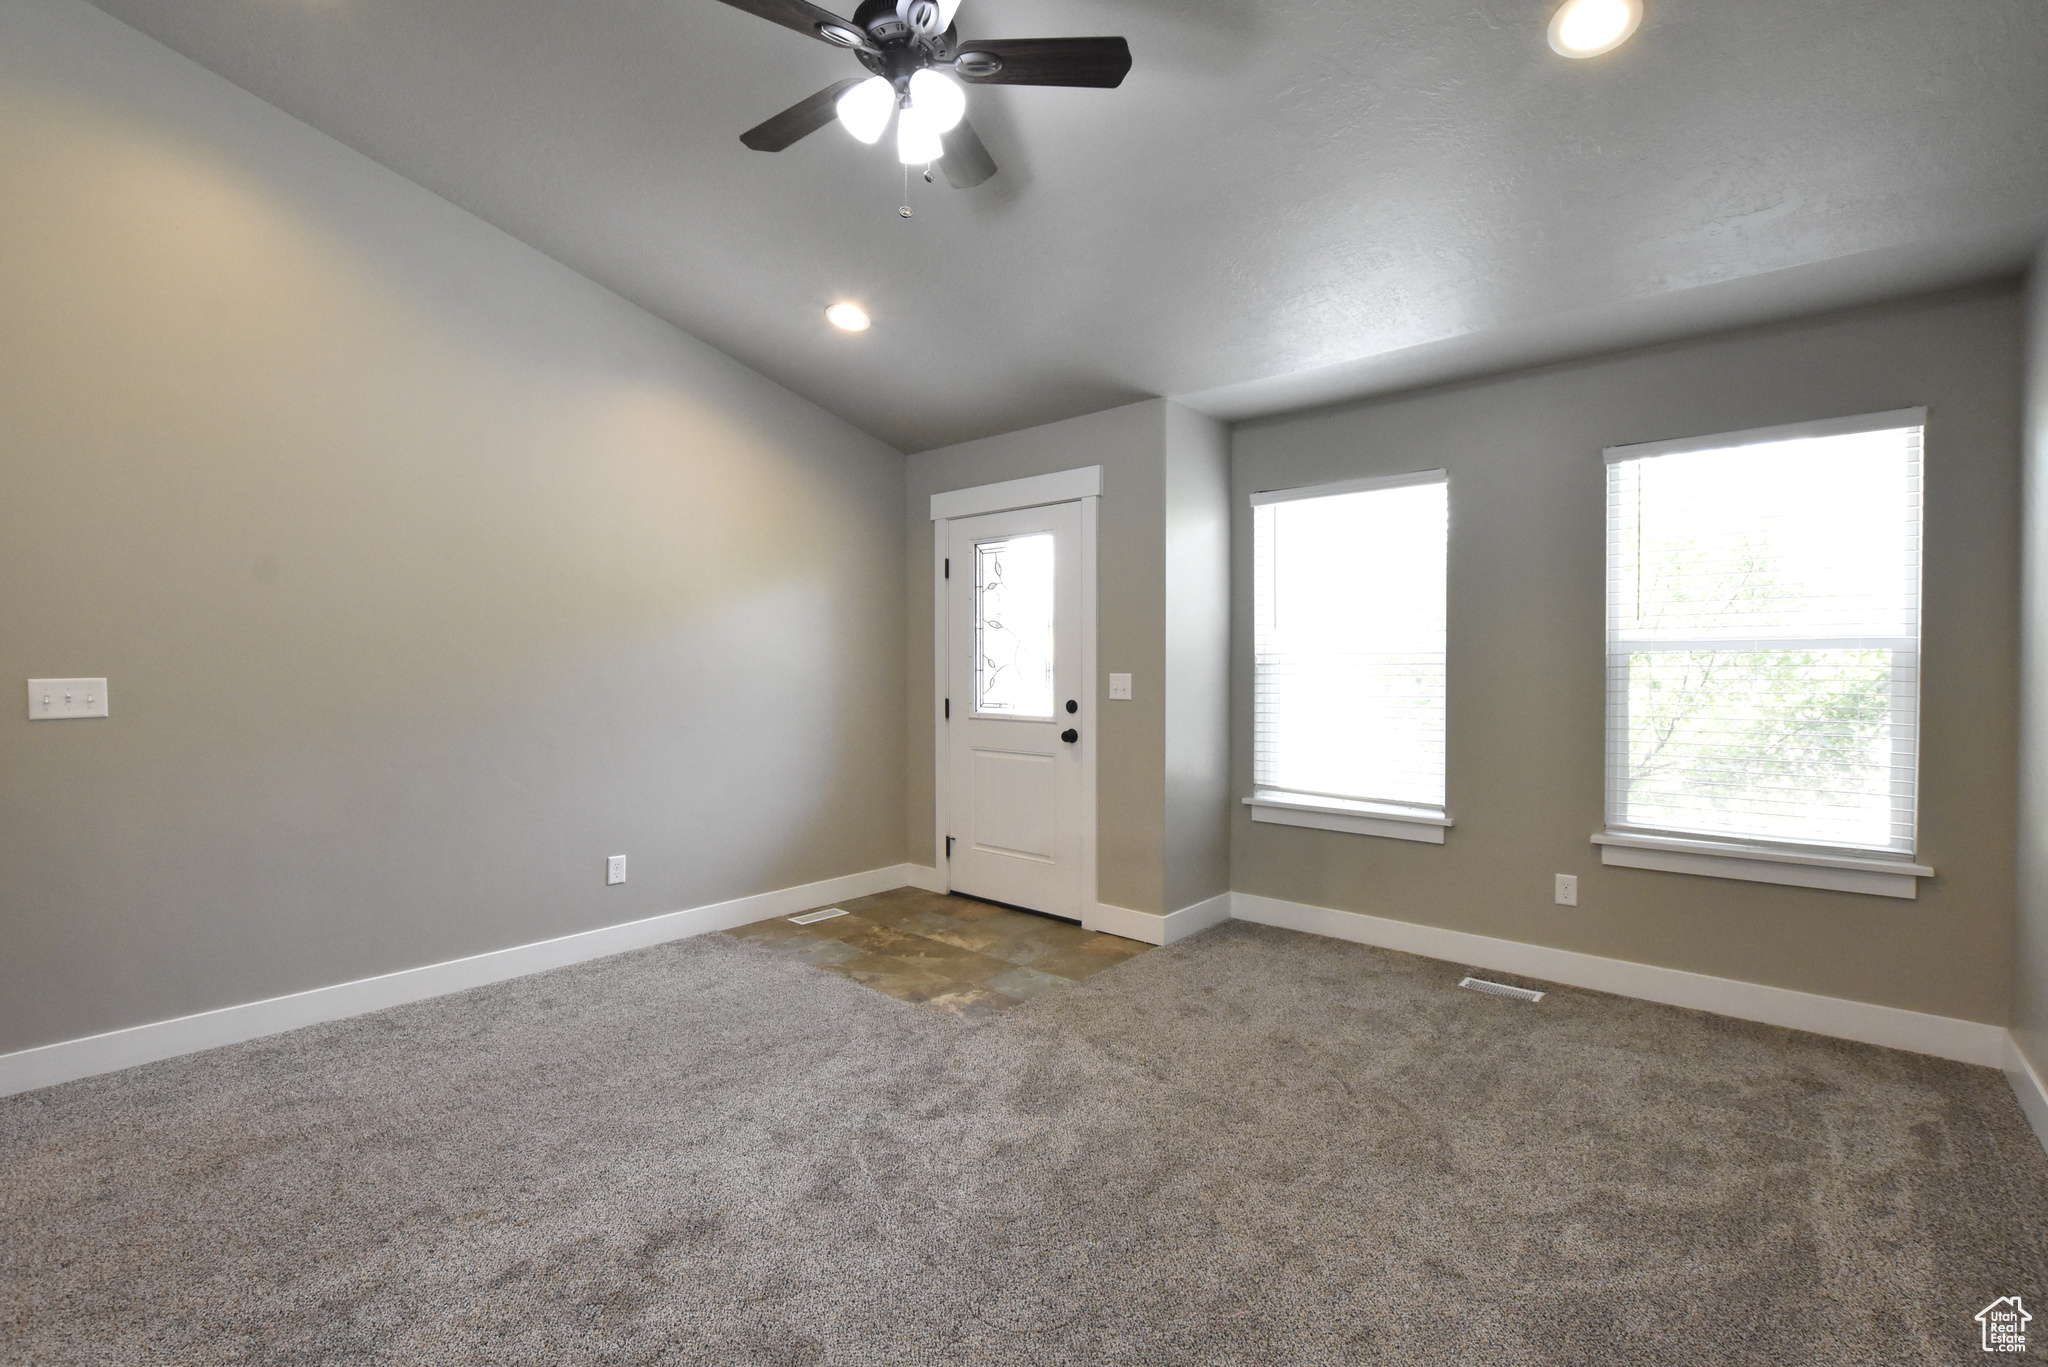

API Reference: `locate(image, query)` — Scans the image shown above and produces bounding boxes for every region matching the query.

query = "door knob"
[1060,728,1079,743]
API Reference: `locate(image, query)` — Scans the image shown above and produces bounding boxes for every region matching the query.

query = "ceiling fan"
[713,0,1132,188]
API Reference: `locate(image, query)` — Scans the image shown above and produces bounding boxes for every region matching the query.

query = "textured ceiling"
[80,0,2048,451]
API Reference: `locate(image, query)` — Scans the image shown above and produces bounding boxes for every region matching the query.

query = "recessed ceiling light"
[825,302,871,332]
[1548,0,1641,57]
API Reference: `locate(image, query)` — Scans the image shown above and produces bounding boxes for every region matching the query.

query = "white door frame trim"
[929,465,1103,522]
[932,467,1101,919]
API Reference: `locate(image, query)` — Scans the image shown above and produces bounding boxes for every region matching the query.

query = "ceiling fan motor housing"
[854,0,910,43]
[848,0,963,89]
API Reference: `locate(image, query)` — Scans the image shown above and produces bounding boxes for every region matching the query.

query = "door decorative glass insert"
[974,533,1055,718]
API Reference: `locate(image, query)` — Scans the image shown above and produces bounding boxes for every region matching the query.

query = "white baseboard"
[1086,892,1234,946]
[15,869,2028,1115]
[1230,892,2007,1068]
[1163,892,1235,943]
[1084,902,1166,943]
[2006,1032,2048,1156]
[0,862,923,1099]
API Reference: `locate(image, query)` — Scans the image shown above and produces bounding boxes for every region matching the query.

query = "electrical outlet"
[1108,673,1133,700]
[1554,873,1578,906]
[607,855,627,886]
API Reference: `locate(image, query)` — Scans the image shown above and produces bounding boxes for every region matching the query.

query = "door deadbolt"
[1065,699,1078,714]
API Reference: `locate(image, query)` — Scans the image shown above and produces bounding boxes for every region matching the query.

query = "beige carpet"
[4,920,2045,1364]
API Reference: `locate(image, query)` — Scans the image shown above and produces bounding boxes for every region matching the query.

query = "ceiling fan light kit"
[906,69,965,133]
[721,0,1132,191]
[835,76,894,143]
[895,104,944,164]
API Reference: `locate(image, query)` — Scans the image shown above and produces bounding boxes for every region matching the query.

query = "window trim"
[1246,468,1451,842]
[1598,407,1930,895]
[1249,467,1448,507]
[1245,791,1454,844]
[1592,831,1933,899]
[1600,408,1926,466]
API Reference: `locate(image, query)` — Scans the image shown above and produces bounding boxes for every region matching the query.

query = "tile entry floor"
[724,886,1150,1019]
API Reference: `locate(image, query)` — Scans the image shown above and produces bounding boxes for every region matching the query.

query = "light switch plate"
[1108,673,1133,701]
[28,679,108,720]
[607,855,628,886]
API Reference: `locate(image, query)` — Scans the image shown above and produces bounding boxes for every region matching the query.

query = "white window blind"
[1604,410,1924,856]
[1253,471,1448,815]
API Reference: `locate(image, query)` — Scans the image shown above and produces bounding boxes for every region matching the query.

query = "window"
[1248,470,1451,843]
[1598,409,1932,895]
[973,533,1055,719]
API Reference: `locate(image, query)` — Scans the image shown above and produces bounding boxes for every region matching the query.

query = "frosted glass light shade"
[896,103,944,164]
[907,69,966,133]
[836,77,895,144]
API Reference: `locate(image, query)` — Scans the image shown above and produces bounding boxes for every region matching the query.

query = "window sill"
[1244,792,1452,844]
[1591,831,1933,900]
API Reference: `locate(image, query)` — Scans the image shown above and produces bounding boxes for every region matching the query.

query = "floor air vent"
[788,908,848,926]
[1459,976,1544,1003]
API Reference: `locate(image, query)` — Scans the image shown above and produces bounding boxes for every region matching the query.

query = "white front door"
[944,501,1086,919]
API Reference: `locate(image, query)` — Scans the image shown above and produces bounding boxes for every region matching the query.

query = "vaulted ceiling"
[83,0,2048,451]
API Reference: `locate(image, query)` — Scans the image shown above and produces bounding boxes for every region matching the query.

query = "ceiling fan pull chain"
[899,161,912,219]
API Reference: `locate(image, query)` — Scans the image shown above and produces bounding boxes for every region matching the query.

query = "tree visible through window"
[1605,413,1924,855]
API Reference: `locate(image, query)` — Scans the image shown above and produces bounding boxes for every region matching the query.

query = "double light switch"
[28,679,108,720]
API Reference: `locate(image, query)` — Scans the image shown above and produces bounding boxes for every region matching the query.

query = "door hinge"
[946,835,954,859]
[944,697,950,719]
[944,557,949,579]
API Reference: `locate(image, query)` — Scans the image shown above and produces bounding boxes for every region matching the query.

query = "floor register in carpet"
[3,911,2044,1364]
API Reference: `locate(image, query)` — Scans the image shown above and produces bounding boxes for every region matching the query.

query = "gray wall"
[2018,244,2048,1077]
[1231,288,2022,1022]
[906,402,1170,914]
[1162,406,1232,913]
[0,0,906,1055]
[905,399,1232,918]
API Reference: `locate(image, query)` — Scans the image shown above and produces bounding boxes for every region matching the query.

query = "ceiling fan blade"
[709,0,870,50]
[940,117,997,187]
[951,37,1132,88]
[741,79,866,152]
